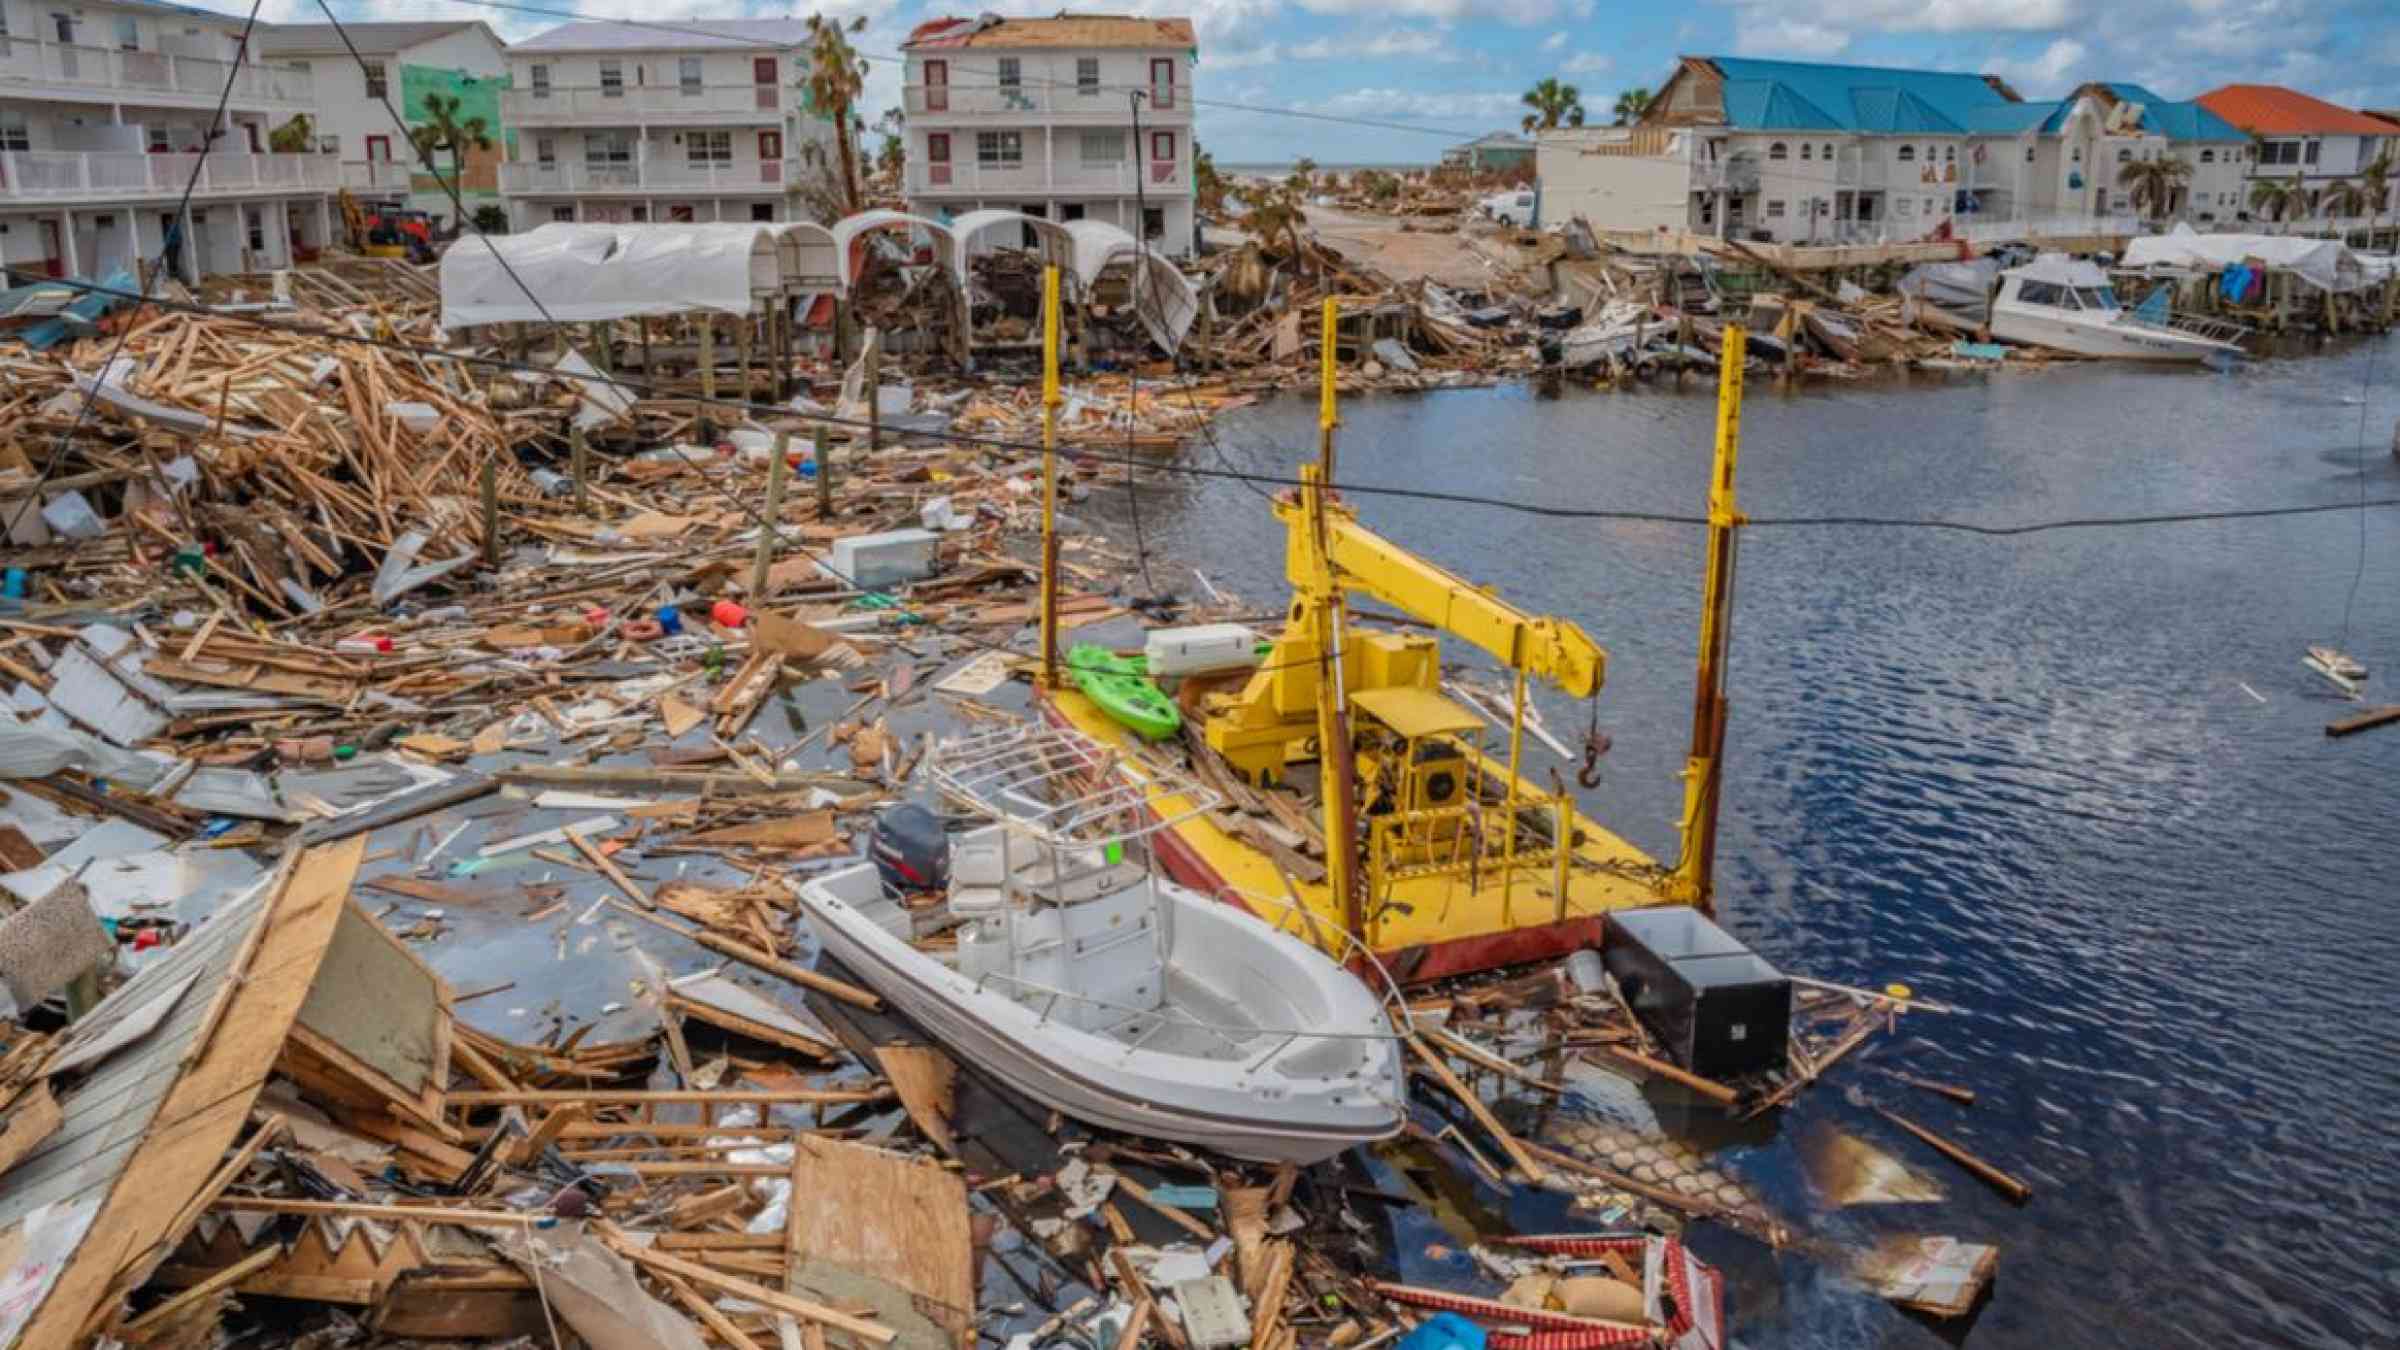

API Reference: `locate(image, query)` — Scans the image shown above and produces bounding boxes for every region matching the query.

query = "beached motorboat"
[1990,254,2243,361]
[795,724,1406,1165]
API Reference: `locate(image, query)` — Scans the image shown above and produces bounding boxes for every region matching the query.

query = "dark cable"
[1122,87,1158,596]
[0,0,265,539]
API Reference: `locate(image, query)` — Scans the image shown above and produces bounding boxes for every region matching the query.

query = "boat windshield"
[2075,285,2119,312]
[2016,280,2068,307]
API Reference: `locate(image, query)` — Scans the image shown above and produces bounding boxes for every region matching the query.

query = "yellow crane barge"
[1042,294,1750,982]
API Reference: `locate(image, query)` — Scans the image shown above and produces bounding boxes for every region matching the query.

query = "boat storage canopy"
[441,223,780,327]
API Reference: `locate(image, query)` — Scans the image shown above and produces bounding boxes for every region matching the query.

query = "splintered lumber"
[1421,1025,1564,1095]
[610,901,880,1010]
[1873,1107,2033,1204]
[569,829,653,907]
[116,1245,283,1340]
[447,1087,889,1107]
[213,1197,545,1228]
[2327,704,2400,737]
[784,1136,975,1348]
[1600,1045,1739,1105]
[1404,1031,1547,1184]
[1102,1168,1218,1242]
[603,1232,898,1345]
[875,1044,960,1155]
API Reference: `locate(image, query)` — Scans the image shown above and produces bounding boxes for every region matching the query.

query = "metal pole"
[1667,323,1747,914]
[866,327,883,454]
[1040,263,1062,690]
[570,421,589,513]
[812,422,832,522]
[1501,668,1527,922]
[699,314,717,404]
[480,453,500,568]
[752,430,789,599]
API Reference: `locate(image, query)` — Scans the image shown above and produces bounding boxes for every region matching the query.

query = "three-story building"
[496,19,836,231]
[0,0,333,282]
[900,13,1196,256]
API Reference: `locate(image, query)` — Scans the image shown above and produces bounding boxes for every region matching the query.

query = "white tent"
[830,210,958,289]
[766,221,842,295]
[2120,223,2375,293]
[440,224,781,327]
[947,209,1076,283]
[1061,219,1200,354]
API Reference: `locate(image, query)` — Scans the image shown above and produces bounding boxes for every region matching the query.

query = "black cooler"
[1601,907,1791,1081]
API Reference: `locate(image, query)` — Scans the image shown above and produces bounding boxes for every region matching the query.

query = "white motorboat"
[1989,254,2244,362]
[796,724,1406,1165]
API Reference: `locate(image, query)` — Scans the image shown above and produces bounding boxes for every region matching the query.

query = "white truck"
[1479,189,1537,228]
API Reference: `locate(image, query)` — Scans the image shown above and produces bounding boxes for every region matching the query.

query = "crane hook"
[1577,697,1611,789]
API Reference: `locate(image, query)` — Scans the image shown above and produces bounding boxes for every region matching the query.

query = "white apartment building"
[496,19,837,232]
[900,13,1196,256]
[2199,84,2396,220]
[256,19,506,222]
[0,0,334,282]
[1537,57,2247,247]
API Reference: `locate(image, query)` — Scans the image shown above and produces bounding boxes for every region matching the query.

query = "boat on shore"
[795,723,1406,1165]
[1990,254,2244,361]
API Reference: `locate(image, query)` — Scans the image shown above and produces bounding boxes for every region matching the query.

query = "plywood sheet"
[784,1136,974,1349]
[294,902,446,1096]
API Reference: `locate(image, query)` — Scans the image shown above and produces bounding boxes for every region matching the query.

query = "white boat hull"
[1990,304,2239,362]
[799,835,1405,1165]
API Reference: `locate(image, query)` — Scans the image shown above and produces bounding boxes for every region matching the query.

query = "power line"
[1,0,264,539]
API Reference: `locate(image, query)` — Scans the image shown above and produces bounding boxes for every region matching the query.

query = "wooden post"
[700,315,718,403]
[1040,264,1061,689]
[570,422,589,513]
[480,453,500,568]
[812,423,831,522]
[752,431,789,599]
[736,311,754,399]
[591,321,612,375]
[865,329,883,453]
[639,318,653,380]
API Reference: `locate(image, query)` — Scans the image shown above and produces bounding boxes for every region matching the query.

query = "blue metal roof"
[1703,56,2012,134]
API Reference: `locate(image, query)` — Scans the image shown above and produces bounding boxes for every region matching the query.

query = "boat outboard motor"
[869,804,950,897]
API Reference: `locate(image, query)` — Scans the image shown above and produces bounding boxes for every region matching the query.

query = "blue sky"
[255,0,2400,163]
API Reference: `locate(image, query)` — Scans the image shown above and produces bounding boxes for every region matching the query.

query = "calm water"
[1093,345,2400,1348]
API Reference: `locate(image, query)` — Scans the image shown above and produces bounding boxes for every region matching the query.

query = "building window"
[688,130,732,164]
[526,64,547,99]
[2025,145,2035,163]
[551,206,575,222]
[2070,146,2081,163]
[535,136,555,165]
[1765,199,1785,217]
[679,58,703,95]
[1897,144,1916,162]
[1799,143,1811,160]
[1142,205,1163,239]
[2116,148,2131,163]
[2260,140,2299,165]
[585,132,631,165]
[998,57,1021,90]
[1767,141,1787,160]
[246,208,265,251]
[1944,144,1955,161]
[600,60,623,97]
[365,61,389,100]
[115,16,139,50]
[1822,143,1833,160]
[317,133,337,154]
[1078,57,1099,95]
[2305,139,2320,165]
[1923,196,1934,214]
[2201,148,2215,163]
[976,130,1022,167]
[751,202,774,221]
[1079,130,1124,164]
[0,117,27,152]
[1896,197,1914,217]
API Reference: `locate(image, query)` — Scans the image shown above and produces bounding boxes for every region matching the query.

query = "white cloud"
[1985,37,2088,94]
[1734,18,1851,57]
[1294,0,1565,25]
[1289,29,1457,62]
[1543,30,1568,51]
[1560,50,1611,75]
[1723,0,2077,38]
[1207,43,1285,69]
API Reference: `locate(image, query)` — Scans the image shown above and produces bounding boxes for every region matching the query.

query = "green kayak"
[1066,644,1182,741]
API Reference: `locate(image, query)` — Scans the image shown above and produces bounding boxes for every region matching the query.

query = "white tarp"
[830,210,958,289]
[948,209,1076,283]
[2119,223,2376,293]
[1061,219,1200,355]
[767,220,841,293]
[441,224,781,327]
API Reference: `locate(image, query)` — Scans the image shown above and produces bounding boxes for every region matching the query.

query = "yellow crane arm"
[1276,476,1607,699]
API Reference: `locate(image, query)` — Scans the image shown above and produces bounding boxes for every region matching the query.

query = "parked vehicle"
[1480,189,1537,228]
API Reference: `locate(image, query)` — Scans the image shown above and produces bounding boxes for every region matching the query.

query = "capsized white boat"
[796,724,1406,1165]
[1990,253,2244,362]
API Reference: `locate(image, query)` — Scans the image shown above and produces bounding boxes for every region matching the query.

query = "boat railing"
[968,968,1408,1075]
[1219,884,1414,1030]
[932,722,1222,845]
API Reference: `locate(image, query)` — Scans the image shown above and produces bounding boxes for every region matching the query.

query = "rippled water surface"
[1093,342,2400,1348]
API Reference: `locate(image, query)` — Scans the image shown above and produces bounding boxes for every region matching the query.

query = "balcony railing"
[341,160,414,191]
[1955,212,2139,245]
[0,150,340,201]
[904,81,1191,117]
[0,36,313,103]
[1693,155,1758,192]
[500,159,791,193]
[501,83,787,122]
[910,158,1184,195]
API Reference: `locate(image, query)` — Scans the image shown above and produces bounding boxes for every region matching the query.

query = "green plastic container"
[1066,644,1182,741]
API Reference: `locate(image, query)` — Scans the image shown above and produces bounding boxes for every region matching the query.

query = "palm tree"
[2118,154,2192,222]
[2249,172,2303,223]
[267,113,314,155]
[408,93,492,196]
[2362,150,2394,238]
[1240,179,1307,258]
[1520,78,1585,136]
[1194,144,1227,216]
[1289,155,1318,194]
[1611,86,1652,126]
[2321,177,2368,223]
[805,14,869,214]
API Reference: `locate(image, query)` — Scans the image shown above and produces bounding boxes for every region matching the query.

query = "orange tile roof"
[2197,84,2394,136]
[905,14,1196,51]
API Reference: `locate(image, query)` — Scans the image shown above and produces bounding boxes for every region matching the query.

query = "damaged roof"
[903,13,1197,51]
